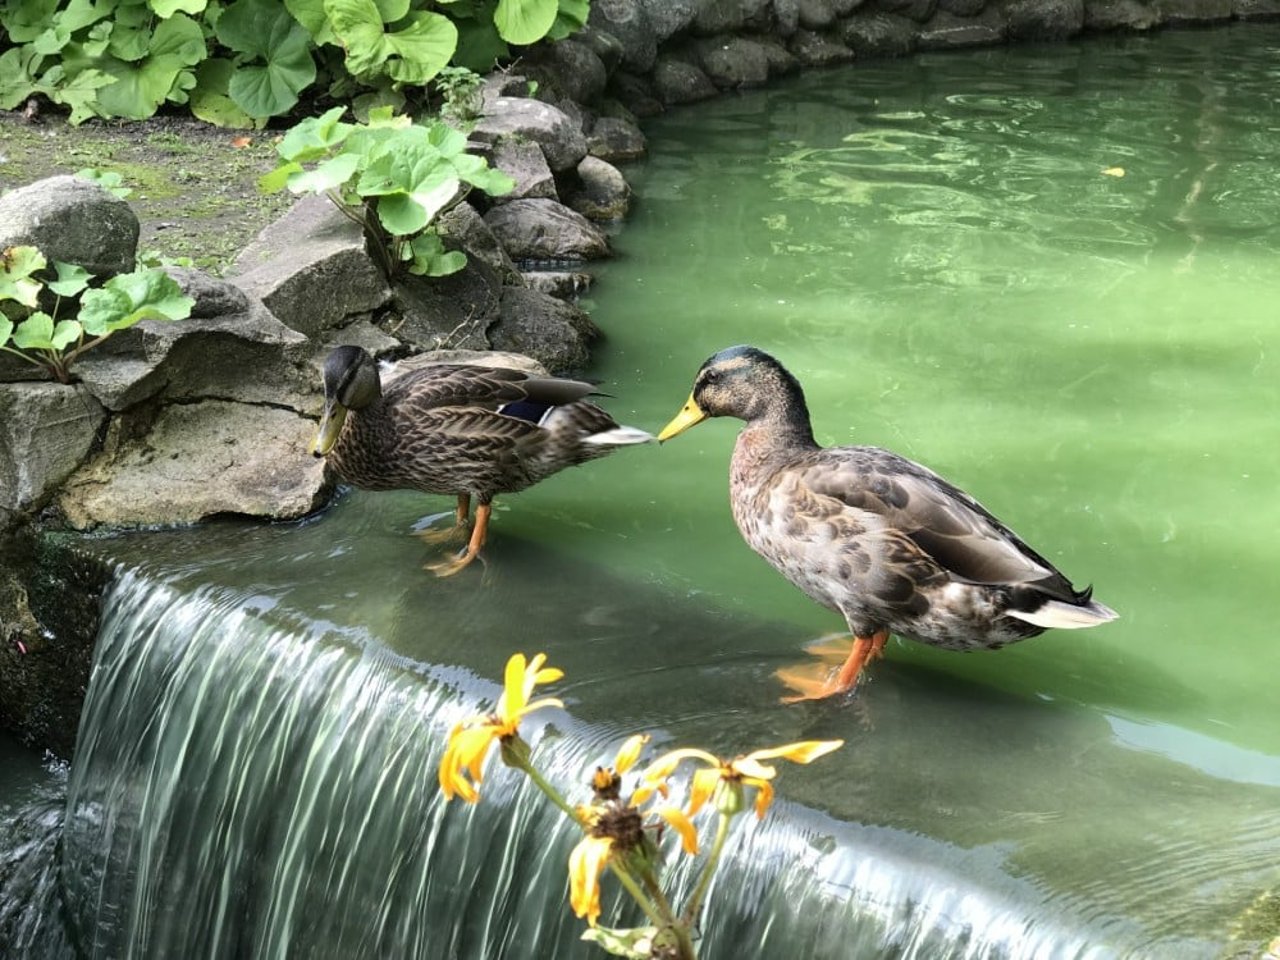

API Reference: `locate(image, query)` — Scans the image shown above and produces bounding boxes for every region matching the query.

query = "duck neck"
[732,391,818,480]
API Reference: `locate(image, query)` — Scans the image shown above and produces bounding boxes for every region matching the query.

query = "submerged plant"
[438,652,843,959]
[0,245,193,384]
[260,106,513,279]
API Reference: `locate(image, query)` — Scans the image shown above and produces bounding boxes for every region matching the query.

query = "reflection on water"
[5,23,1280,960]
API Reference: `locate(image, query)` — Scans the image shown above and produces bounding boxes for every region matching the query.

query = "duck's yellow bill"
[310,403,347,457]
[657,395,707,443]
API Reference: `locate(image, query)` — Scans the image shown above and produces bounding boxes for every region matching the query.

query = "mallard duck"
[311,345,652,576]
[658,345,1117,702]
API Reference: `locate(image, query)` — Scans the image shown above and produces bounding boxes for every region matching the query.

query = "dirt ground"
[0,111,296,274]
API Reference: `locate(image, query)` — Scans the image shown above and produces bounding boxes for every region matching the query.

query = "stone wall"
[575,0,1279,116]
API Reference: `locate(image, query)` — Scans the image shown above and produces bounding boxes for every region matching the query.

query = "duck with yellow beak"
[658,345,1117,702]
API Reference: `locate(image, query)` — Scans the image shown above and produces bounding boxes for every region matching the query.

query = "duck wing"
[803,446,1081,603]
[387,363,597,413]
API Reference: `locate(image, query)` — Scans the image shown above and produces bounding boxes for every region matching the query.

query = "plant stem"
[519,760,579,820]
[0,346,48,369]
[607,861,666,927]
[681,813,731,928]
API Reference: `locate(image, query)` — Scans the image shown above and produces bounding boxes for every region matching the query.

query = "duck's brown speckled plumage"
[312,346,651,574]
[659,346,1117,698]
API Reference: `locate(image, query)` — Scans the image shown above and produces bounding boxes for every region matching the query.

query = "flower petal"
[501,652,530,719]
[520,696,565,717]
[745,740,844,765]
[733,756,778,781]
[687,767,720,818]
[568,835,614,926]
[752,778,775,819]
[614,734,649,775]
[656,805,699,855]
[638,747,717,784]
[533,667,564,685]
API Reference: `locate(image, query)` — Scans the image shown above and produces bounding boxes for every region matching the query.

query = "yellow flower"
[568,834,614,926]
[635,740,843,820]
[438,652,564,802]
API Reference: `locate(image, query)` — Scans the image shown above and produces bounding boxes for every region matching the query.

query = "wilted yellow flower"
[438,652,564,802]
[634,740,843,819]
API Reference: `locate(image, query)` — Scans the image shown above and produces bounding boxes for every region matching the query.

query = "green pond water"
[4,23,1280,959]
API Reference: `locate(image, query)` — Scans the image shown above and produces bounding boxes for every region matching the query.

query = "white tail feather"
[583,426,655,446]
[1006,599,1119,630]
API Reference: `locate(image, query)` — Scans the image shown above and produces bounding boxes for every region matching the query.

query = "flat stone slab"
[58,400,328,529]
[0,382,106,513]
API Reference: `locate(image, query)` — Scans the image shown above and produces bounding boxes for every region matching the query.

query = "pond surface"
[6,23,1280,960]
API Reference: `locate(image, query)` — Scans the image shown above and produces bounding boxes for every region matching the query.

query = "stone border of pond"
[2,7,1278,753]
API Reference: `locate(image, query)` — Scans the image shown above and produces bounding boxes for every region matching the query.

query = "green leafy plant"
[0,0,592,127]
[75,168,133,200]
[434,65,484,123]
[0,245,194,384]
[260,106,514,278]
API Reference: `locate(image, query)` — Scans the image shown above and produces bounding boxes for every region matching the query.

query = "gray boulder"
[1150,0,1232,20]
[874,0,938,21]
[1083,0,1159,27]
[1233,0,1280,14]
[652,57,721,104]
[0,175,139,278]
[472,98,589,174]
[637,0,700,39]
[387,267,502,353]
[231,195,391,339]
[73,295,313,413]
[436,202,520,286]
[788,28,856,65]
[839,11,920,55]
[774,0,803,32]
[757,36,802,75]
[608,71,667,117]
[698,37,773,88]
[319,319,402,358]
[487,287,600,375]
[588,116,649,163]
[565,156,633,221]
[0,383,106,514]
[521,39,609,105]
[575,26,628,73]
[919,6,1008,44]
[489,138,559,203]
[57,400,328,530]
[484,199,611,262]
[1001,0,1083,37]
[938,0,987,13]
[798,0,840,27]
[693,0,775,33]
[589,0,660,71]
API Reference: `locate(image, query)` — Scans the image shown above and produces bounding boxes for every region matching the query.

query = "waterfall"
[0,564,1160,960]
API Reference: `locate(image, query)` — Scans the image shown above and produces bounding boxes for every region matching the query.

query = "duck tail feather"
[582,426,655,446]
[1006,597,1119,630]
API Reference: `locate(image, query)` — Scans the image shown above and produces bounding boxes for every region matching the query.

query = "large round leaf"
[493,0,557,45]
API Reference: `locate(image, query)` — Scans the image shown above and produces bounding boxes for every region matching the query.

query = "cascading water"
[1,549,1256,959]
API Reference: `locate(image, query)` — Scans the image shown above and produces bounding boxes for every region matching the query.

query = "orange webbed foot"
[425,501,490,578]
[775,630,889,704]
